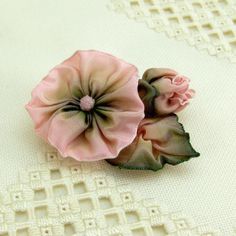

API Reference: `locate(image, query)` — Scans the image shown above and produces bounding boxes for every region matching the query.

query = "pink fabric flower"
[141,68,195,115]
[26,50,144,161]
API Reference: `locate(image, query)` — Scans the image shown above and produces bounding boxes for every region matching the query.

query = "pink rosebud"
[141,68,195,116]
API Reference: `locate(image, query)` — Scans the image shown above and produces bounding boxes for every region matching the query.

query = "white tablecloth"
[0,0,235,235]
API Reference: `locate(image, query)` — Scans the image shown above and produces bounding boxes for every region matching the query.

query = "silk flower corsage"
[26,50,199,171]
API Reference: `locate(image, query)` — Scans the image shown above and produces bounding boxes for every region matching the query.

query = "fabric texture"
[109,0,236,63]
[0,150,217,236]
[0,0,235,235]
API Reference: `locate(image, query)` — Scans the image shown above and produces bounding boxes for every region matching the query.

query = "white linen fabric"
[109,0,236,63]
[0,150,218,235]
[0,0,235,235]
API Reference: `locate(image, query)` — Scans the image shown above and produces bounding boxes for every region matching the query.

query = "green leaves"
[107,114,199,171]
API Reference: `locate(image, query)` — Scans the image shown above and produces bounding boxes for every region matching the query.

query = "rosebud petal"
[140,68,195,116]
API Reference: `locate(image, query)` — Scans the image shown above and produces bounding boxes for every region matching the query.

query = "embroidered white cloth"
[109,0,236,63]
[0,150,217,236]
[0,0,235,235]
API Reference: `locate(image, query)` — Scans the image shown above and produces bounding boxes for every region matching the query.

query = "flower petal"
[151,77,189,94]
[154,95,180,115]
[96,74,144,112]
[65,119,115,161]
[26,102,67,139]
[25,65,83,139]
[142,68,177,83]
[140,68,195,115]
[47,111,88,156]
[94,109,144,159]
[31,66,83,105]
[62,50,138,99]
[92,74,145,159]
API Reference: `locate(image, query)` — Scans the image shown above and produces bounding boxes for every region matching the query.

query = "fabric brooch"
[26,50,200,171]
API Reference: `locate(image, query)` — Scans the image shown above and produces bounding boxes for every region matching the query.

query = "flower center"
[80,95,95,111]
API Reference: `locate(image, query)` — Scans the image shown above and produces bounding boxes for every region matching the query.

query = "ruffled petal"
[94,109,144,159]
[26,103,66,139]
[47,111,88,156]
[140,68,195,116]
[65,119,115,161]
[154,95,180,115]
[92,73,144,159]
[25,65,83,139]
[62,50,138,99]
[96,74,143,111]
[142,68,177,83]
[31,66,83,105]
[151,77,189,95]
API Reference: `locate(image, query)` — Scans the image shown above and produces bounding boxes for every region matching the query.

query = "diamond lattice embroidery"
[0,150,219,235]
[109,0,236,63]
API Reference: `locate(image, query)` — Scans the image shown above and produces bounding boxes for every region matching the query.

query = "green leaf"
[138,79,158,117]
[107,114,200,171]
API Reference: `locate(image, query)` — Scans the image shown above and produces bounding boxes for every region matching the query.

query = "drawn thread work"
[109,0,236,63]
[0,150,218,235]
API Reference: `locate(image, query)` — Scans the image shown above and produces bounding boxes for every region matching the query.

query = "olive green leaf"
[107,114,200,171]
[138,79,158,117]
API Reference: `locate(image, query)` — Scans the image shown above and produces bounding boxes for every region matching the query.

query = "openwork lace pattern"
[0,150,220,236]
[108,0,236,63]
